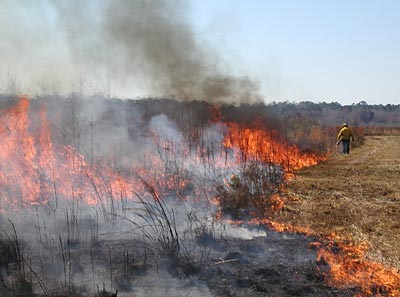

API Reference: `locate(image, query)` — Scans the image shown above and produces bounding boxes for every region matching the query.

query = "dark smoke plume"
[1,0,262,103]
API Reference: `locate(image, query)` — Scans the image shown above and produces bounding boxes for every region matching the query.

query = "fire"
[264,219,400,296]
[315,239,400,296]
[285,226,400,296]
[222,122,323,172]
[5,97,397,296]
[231,217,400,296]
[0,97,322,210]
[0,97,41,204]
[0,96,178,209]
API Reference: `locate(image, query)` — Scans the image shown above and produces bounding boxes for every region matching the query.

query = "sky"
[190,0,400,105]
[1,0,399,105]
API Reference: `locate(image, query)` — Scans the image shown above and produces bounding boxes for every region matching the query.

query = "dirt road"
[279,135,400,270]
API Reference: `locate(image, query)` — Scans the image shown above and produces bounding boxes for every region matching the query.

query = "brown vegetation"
[278,134,400,271]
[1,95,399,296]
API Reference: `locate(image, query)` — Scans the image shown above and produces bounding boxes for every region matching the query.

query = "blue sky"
[1,0,399,105]
[191,0,400,104]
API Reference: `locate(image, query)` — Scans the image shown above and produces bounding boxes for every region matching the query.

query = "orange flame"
[0,96,191,209]
[0,98,323,210]
[315,239,400,296]
[222,122,323,172]
[224,216,400,296]
[5,98,397,296]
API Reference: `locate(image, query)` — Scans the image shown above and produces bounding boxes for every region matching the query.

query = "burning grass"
[222,122,324,172]
[221,218,400,296]
[2,95,396,296]
[315,239,400,296]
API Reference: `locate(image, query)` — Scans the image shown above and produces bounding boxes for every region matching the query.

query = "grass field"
[279,135,400,270]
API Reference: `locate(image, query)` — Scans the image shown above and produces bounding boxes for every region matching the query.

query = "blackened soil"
[202,229,356,297]
[1,228,359,297]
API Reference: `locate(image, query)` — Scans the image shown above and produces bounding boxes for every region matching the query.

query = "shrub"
[217,161,284,220]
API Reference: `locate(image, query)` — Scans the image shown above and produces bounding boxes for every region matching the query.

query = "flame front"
[0,97,155,208]
[222,122,323,172]
[0,97,42,205]
[316,239,400,296]
[3,97,397,296]
[0,97,321,211]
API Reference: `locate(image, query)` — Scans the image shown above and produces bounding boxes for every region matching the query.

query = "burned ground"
[202,230,355,297]
[1,227,357,297]
[1,96,400,296]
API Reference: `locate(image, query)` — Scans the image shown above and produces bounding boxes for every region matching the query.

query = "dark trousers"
[342,140,350,154]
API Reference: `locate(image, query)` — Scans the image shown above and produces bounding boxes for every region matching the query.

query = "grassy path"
[279,136,400,269]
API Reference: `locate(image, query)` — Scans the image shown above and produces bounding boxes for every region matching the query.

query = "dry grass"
[277,135,400,270]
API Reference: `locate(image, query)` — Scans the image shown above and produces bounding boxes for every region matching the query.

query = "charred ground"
[1,95,400,296]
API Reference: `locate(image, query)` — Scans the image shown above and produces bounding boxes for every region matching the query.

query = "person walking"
[337,124,354,154]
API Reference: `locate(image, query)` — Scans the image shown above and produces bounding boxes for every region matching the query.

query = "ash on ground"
[1,223,356,297]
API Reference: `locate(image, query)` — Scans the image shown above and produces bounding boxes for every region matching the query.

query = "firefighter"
[337,123,354,154]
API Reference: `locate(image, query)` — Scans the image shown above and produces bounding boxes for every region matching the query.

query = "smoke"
[0,0,262,104]
[132,270,214,297]
[0,92,290,295]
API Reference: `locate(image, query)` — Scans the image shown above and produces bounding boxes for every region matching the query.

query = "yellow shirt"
[337,127,353,141]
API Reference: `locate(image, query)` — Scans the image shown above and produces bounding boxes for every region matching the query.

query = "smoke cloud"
[0,0,262,103]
